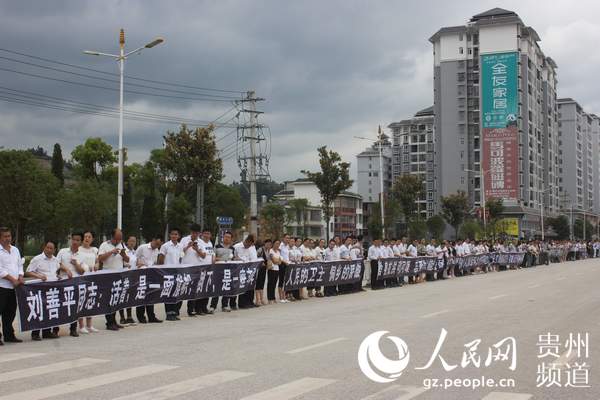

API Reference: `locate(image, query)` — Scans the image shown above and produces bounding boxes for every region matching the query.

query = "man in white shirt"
[135,234,163,324]
[56,232,88,336]
[279,234,292,301]
[367,238,383,290]
[350,235,367,292]
[25,240,60,341]
[119,235,138,325]
[192,227,216,315]
[181,225,205,316]
[98,229,129,330]
[215,231,237,311]
[235,234,258,309]
[0,227,24,344]
[158,228,183,321]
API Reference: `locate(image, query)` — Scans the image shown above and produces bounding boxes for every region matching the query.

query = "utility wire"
[0,47,245,94]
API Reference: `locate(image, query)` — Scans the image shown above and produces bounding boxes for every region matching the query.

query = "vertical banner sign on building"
[481,52,519,200]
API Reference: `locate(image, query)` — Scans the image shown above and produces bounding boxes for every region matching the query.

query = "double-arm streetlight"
[84,29,164,230]
[356,126,387,239]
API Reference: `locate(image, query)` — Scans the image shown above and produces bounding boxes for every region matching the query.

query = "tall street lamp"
[356,126,387,239]
[84,29,164,230]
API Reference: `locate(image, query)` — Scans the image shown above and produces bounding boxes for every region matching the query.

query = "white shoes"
[79,327,89,334]
[89,327,99,333]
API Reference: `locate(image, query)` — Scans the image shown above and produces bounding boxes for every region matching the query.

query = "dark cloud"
[1,0,599,183]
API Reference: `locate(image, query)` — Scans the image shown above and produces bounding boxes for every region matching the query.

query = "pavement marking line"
[0,352,45,363]
[239,377,336,400]
[527,284,541,289]
[360,384,429,399]
[0,357,109,383]
[481,392,532,400]
[420,309,450,319]
[285,337,348,354]
[488,294,509,300]
[0,364,178,400]
[552,349,578,369]
[555,276,566,281]
[112,370,254,400]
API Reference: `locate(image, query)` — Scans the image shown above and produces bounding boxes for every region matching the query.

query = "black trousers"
[267,270,279,300]
[136,305,156,321]
[370,260,383,289]
[105,312,116,327]
[0,287,17,340]
[324,285,337,296]
[187,299,201,314]
[165,302,178,315]
[239,290,255,307]
[119,308,132,320]
[353,261,366,292]
[211,296,235,309]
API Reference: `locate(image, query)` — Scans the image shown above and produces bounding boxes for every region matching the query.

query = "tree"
[301,146,352,240]
[0,150,60,250]
[367,197,400,239]
[231,179,284,208]
[392,174,424,222]
[71,137,116,180]
[51,143,65,185]
[260,203,287,240]
[287,198,309,237]
[441,191,470,239]
[160,125,222,230]
[485,197,504,238]
[408,219,427,240]
[548,215,570,240]
[573,218,594,240]
[460,218,482,240]
[426,215,446,240]
[204,182,246,233]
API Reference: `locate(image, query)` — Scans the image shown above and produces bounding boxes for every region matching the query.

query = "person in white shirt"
[234,234,259,308]
[57,232,87,337]
[196,228,216,315]
[367,239,383,290]
[25,240,59,341]
[79,231,101,333]
[98,228,129,330]
[279,234,291,303]
[0,227,24,344]
[267,239,282,304]
[324,236,343,297]
[158,228,184,321]
[120,235,138,325]
[406,239,418,284]
[350,235,367,292]
[215,231,237,311]
[135,234,163,324]
[181,225,212,316]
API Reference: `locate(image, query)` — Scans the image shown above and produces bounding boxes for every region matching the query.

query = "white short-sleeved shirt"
[324,247,339,261]
[56,247,86,278]
[135,243,159,267]
[314,247,325,260]
[350,246,362,260]
[0,245,24,289]
[180,236,206,265]
[268,248,281,271]
[98,241,125,270]
[78,246,98,273]
[26,253,60,280]
[196,238,215,265]
[279,243,290,263]
[407,244,418,257]
[339,245,351,260]
[160,240,183,265]
[125,248,137,269]
[233,242,258,262]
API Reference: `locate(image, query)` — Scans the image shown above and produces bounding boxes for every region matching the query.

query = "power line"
[0,47,245,94]
[0,86,238,127]
[0,66,236,102]
[0,55,240,100]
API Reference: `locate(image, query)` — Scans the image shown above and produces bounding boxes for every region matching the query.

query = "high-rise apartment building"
[430,8,560,237]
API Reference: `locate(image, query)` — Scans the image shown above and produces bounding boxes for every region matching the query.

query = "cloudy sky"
[1,0,599,184]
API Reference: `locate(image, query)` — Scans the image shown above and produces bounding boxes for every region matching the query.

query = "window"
[459,33,463,41]
[459,47,464,54]
[461,176,465,184]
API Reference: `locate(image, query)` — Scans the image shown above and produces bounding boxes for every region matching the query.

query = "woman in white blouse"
[77,231,99,334]
[267,239,282,305]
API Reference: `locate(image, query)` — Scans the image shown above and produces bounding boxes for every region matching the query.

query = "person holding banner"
[267,239,282,304]
[235,234,258,308]
[406,239,418,284]
[255,239,271,306]
[25,240,60,341]
[159,228,184,321]
[98,228,129,331]
[57,232,88,336]
[182,225,215,316]
[324,239,340,296]
[118,235,137,327]
[79,231,103,332]
[215,231,237,311]
[368,239,383,290]
[0,227,24,344]
[279,234,291,303]
[135,234,163,324]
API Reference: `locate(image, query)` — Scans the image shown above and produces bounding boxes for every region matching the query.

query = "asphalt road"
[1,257,598,399]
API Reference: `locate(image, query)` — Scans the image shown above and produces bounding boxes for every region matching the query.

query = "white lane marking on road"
[239,377,336,400]
[488,294,509,300]
[0,364,177,400]
[112,370,253,400]
[360,384,429,399]
[421,309,450,319]
[285,337,348,354]
[556,276,566,281]
[0,357,108,383]
[527,284,541,289]
[574,272,583,276]
[553,349,579,369]
[481,392,532,400]
[0,352,45,363]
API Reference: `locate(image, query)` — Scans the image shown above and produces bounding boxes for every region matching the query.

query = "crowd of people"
[0,223,597,344]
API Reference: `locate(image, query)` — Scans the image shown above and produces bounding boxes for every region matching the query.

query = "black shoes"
[148,318,163,323]
[106,324,119,331]
[166,315,179,321]
[138,317,148,324]
[4,337,23,343]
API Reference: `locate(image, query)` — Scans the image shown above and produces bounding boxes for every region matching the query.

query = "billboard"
[481,52,519,201]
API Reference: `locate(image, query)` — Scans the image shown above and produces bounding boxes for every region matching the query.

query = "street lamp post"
[463,167,490,236]
[355,126,387,239]
[84,29,164,230]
